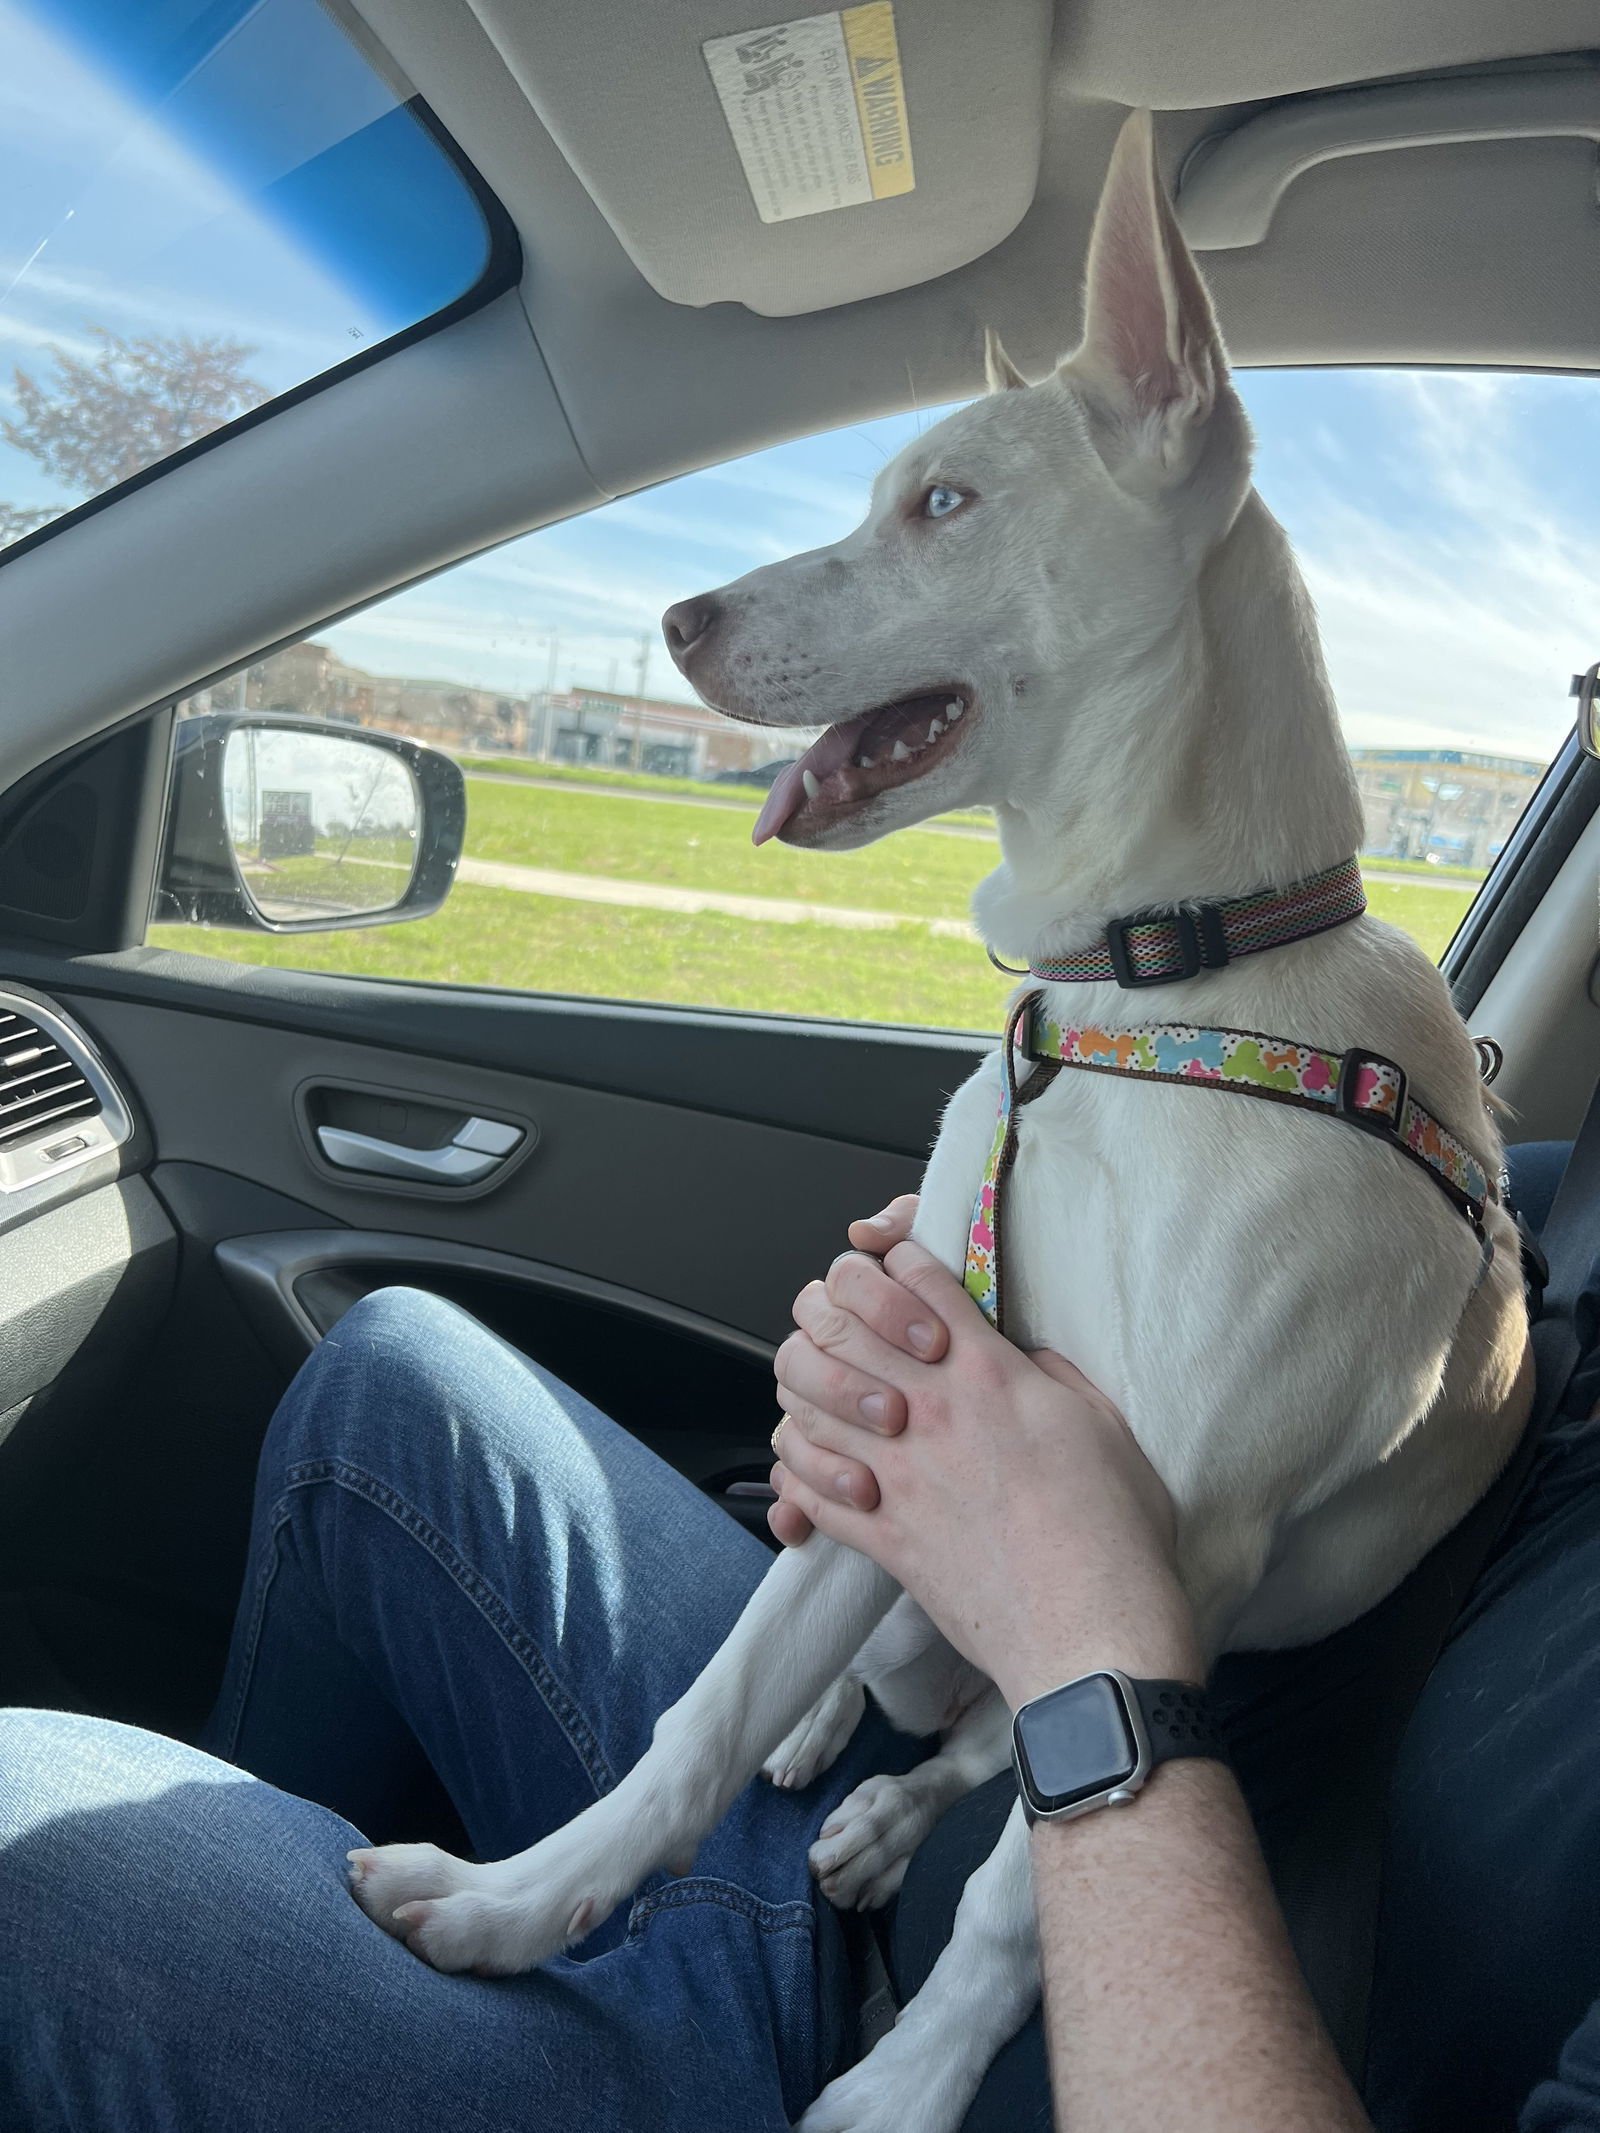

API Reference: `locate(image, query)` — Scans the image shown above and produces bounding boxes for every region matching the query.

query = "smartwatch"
[1011,1669,1223,1824]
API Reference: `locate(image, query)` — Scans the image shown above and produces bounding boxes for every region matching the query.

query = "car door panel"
[213,1227,780,1527]
[0,937,980,1740]
[60,990,926,1343]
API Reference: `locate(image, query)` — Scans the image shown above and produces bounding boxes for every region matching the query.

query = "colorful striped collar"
[1027,857,1366,989]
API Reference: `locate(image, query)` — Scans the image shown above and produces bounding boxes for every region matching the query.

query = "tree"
[0,326,264,537]
[0,503,58,544]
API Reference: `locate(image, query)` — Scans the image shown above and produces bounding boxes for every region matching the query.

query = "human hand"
[770,1239,1199,1707]
[767,1194,929,1550]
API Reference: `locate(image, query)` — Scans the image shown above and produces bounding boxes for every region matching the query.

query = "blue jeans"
[0,1289,923,2130]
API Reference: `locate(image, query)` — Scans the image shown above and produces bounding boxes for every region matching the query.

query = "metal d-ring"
[986,946,1032,976]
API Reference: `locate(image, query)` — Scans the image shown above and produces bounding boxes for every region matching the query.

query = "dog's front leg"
[808,1685,1011,1911]
[800,1797,1036,2133]
[348,1533,899,1975]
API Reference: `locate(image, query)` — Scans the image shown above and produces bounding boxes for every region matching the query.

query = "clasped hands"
[766,1195,1201,1708]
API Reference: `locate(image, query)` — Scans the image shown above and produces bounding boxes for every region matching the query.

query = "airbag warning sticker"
[703,3,914,225]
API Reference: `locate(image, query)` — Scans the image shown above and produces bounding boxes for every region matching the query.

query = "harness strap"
[962,995,1058,1337]
[963,992,1496,1331]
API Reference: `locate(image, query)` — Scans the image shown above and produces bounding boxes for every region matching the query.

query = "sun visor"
[461,0,1054,315]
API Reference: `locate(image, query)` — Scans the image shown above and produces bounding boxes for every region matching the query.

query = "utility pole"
[538,633,560,760]
[631,629,651,770]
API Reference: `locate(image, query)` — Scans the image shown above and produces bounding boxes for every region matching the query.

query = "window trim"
[0,941,991,1159]
[1442,728,1598,1016]
[0,99,522,574]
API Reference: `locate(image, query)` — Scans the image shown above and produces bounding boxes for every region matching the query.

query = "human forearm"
[769,1219,1367,2126]
[1031,1756,1370,2133]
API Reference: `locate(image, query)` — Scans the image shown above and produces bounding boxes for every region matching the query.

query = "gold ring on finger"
[771,1416,789,1461]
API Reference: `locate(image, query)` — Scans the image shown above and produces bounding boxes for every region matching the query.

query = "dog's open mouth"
[751,688,972,845]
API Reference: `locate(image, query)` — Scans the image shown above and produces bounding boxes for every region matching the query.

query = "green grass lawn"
[152,875,1471,1030]
[152,884,1011,1028]
[460,755,759,804]
[459,756,995,828]
[1362,855,1485,884]
[462,778,995,917]
[237,844,413,920]
[1361,882,1469,961]
[154,777,1475,1023]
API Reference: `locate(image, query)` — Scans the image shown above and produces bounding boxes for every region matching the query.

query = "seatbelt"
[1270,1071,1600,2084]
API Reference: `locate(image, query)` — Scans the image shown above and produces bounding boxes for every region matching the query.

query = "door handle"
[315,1115,524,1187]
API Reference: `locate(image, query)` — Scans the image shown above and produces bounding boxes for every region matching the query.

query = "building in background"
[184,648,810,778]
[195,651,1546,855]
[1348,747,1544,869]
[533,687,804,778]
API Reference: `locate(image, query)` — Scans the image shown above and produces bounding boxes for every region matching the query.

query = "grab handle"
[315,1115,523,1187]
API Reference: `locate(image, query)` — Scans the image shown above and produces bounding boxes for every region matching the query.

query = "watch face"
[1015,1673,1139,1812]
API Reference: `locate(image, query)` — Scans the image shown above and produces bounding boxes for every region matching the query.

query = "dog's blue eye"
[923,485,965,519]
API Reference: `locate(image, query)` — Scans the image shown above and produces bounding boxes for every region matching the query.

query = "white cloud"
[0,314,101,365]
[1254,372,1589,765]
[598,493,795,565]
[0,260,359,368]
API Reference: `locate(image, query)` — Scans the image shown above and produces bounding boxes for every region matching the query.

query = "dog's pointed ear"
[1067,110,1228,479]
[983,327,1028,393]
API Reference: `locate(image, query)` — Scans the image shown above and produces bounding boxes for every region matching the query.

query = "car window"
[0,0,496,553]
[148,369,1598,1032]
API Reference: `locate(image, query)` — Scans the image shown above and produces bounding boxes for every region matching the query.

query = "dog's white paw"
[762,1674,866,1791]
[798,2011,981,2133]
[347,1842,478,1937]
[797,2053,937,2133]
[807,1773,932,1911]
[347,1842,605,1976]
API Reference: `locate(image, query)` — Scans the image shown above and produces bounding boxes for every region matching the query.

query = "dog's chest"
[918,1038,1486,1475]
[919,1055,1138,1400]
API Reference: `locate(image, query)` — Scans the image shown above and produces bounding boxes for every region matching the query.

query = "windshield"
[0,0,497,552]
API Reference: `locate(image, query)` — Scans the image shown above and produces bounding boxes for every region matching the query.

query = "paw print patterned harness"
[963,858,1498,1336]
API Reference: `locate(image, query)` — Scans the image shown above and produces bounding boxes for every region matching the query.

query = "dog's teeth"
[928,719,944,740]
[946,700,965,721]
[802,769,821,799]
[891,739,911,762]
[857,753,875,769]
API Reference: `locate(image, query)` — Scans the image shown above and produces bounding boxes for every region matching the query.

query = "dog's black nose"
[662,595,720,671]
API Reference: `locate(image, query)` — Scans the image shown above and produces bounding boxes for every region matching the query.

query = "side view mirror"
[153,714,465,933]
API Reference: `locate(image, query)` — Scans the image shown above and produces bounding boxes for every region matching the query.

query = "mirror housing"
[153,714,465,933]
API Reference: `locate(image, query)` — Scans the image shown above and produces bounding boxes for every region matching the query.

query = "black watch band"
[1131,1678,1225,1763]
[1011,1668,1225,1825]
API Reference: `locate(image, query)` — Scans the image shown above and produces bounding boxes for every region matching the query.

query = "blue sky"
[323,368,1600,770]
[2,0,1596,772]
[0,0,483,510]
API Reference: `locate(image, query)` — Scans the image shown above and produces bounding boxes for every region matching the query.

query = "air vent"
[0,1007,102,1151]
[0,990,131,1197]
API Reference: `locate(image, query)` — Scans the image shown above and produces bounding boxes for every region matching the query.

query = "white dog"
[350,113,1531,2132]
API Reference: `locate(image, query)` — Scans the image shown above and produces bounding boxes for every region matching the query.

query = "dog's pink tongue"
[751,719,861,845]
[752,761,807,846]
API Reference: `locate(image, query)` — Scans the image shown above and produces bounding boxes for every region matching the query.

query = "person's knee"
[0,1711,253,1858]
[0,1708,99,1841]
[264,1287,606,1486]
[268,1286,490,1466]
[0,1713,361,1987]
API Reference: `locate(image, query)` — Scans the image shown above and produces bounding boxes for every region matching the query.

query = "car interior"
[2,0,1600,2086]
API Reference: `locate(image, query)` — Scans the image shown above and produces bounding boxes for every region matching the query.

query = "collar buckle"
[1105,904,1230,990]
[1336,1048,1408,1135]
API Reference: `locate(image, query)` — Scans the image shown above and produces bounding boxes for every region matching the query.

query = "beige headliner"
[352,0,1600,492]
[3,0,1599,794]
